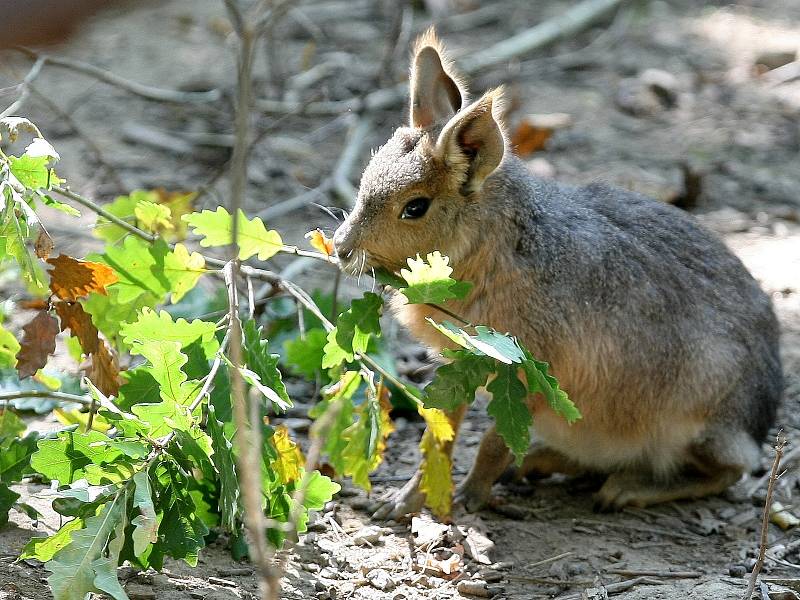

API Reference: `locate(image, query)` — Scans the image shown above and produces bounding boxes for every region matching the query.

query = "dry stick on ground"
[10,47,221,104]
[27,85,126,191]
[0,56,44,118]
[259,115,373,220]
[743,432,788,600]
[255,0,627,116]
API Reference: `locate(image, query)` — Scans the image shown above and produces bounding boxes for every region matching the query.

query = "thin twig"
[459,0,627,73]
[52,185,156,243]
[223,0,281,596]
[525,551,573,570]
[748,444,800,496]
[27,86,125,191]
[743,432,787,600]
[0,390,92,407]
[11,47,221,104]
[0,56,44,118]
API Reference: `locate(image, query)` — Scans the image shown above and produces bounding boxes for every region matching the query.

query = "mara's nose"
[333,225,355,260]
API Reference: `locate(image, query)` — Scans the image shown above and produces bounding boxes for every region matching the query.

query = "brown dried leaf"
[305,229,335,257]
[16,310,59,379]
[34,229,54,260]
[47,254,118,301]
[54,301,99,354]
[86,341,121,397]
[510,113,572,158]
[18,298,48,310]
[510,122,553,157]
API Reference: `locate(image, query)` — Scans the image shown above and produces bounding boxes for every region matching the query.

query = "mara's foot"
[372,471,425,521]
[453,477,493,513]
[593,468,742,512]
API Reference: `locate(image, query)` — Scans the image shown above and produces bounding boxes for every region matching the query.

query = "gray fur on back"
[484,155,782,446]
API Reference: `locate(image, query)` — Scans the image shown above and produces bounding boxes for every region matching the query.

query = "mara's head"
[333,28,508,276]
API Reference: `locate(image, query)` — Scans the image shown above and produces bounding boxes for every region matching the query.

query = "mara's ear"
[436,87,506,195]
[409,27,465,129]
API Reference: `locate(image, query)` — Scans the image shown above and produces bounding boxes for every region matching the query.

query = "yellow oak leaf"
[271,425,304,484]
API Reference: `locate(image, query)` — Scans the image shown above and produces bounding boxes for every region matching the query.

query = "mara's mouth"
[338,248,374,279]
[338,248,405,280]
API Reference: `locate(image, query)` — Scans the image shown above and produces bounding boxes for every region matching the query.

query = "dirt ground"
[1,0,800,599]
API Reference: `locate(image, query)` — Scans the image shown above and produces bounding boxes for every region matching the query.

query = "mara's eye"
[400,197,431,220]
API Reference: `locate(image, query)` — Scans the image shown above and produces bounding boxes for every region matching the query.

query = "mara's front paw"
[372,471,425,521]
[453,479,493,513]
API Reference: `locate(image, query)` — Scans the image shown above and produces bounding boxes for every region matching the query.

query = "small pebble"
[353,525,383,546]
[729,564,747,578]
[126,585,157,600]
[216,567,253,577]
[366,568,396,591]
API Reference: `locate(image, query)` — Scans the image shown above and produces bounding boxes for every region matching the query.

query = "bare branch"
[0,390,92,407]
[0,56,44,118]
[11,47,221,104]
[743,432,787,600]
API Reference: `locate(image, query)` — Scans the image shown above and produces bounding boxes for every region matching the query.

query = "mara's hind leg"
[594,430,756,512]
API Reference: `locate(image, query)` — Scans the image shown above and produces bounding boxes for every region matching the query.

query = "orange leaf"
[16,310,59,379]
[47,254,118,301]
[305,229,335,257]
[510,121,553,157]
[86,341,121,397]
[54,301,100,354]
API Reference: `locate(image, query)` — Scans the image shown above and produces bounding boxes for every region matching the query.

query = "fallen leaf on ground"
[16,310,59,379]
[510,113,572,157]
[47,254,118,301]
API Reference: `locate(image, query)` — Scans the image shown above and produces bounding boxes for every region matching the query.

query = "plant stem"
[0,390,92,407]
[52,186,156,243]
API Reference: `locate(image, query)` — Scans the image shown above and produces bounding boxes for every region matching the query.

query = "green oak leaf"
[424,351,494,411]
[131,470,158,557]
[242,320,291,411]
[486,363,531,464]
[283,327,327,379]
[427,319,525,364]
[120,308,218,360]
[82,287,155,346]
[207,404,239,534]
[155,461,209,566]
[21,517,84,562]
[31,431,122,484]
[522,353,580,423]
[0,323,21,368]
[322,292,383,368]
[45,489,129,600]
[0,406,25,438]
[300,469,341,511]
[398,251,472,304]
[183,207,283,260]
[0,433,38,483]
[9,154,50,189]
[0,483,19,526]
[309,372,360,478]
